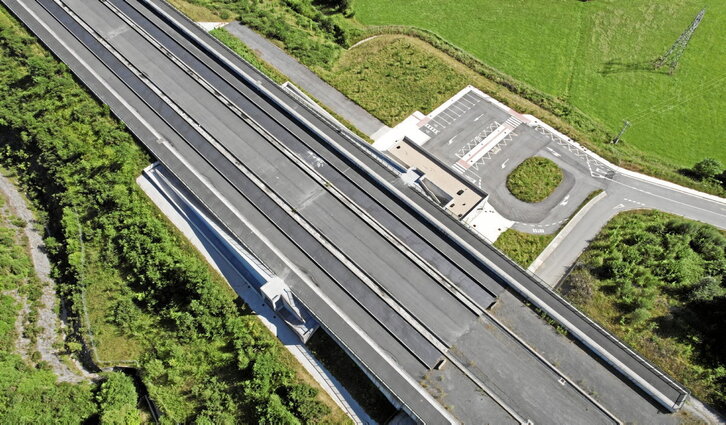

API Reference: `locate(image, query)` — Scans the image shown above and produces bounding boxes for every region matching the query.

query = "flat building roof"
[389,138,486,218]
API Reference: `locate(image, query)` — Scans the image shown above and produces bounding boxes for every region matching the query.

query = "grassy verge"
[494,230,554,269]
[209,27,288,84]
[306,330,397,423]
[166,0,233,22]
[83,244,145,364]
[494,190,604,268]
[506,157,563,203]
[210,27,373,142]
[560,210,726,410]
[318,35,469,126]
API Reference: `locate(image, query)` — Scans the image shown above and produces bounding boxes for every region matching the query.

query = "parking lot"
[417,88,533,189]
[378,86,607,231]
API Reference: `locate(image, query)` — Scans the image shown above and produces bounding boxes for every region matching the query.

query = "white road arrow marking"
[501,159,510,168]
[613,203,625,210]
[560,195,570,206]
[448,135,458,144]
[474,114,484,121]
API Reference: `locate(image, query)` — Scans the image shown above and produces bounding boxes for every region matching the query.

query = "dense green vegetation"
[172,0,354,68]
[97,373,143,425]
[0,188,140,424]
[0,353,98,424]
[506,157,563,203]
[355,0,726,168]
[0,6,346,424]
[562,211,726,409]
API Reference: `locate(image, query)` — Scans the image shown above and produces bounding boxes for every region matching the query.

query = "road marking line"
[451,163,466,174]
[424,123,440,135]
[546,147,561,157]
[451,104,467,114]
[460,99,474,107]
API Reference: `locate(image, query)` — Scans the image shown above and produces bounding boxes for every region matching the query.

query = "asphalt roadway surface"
[417,89,726,286]
[2,0,699,422]
[224,21,388,138]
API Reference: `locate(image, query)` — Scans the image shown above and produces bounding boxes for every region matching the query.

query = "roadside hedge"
[0,6,332,423]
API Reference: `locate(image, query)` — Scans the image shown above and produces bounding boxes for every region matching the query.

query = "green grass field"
[506,157,563,203]
[321,35,469,125]
[355,0,726,168]
[494,229,554,268]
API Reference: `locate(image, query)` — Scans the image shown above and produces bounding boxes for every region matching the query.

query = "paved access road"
[533,165,726,285]
[224,22,388,137]
[2,0,696,422]
[391,85,725,286]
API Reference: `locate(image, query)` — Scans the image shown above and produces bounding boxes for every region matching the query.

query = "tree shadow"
[678,167,700,180]
[311,0,346,14]
[599,59,670,76]
[654,297,726,368]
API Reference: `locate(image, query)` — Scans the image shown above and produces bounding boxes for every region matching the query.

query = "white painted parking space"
[421,89,483,137]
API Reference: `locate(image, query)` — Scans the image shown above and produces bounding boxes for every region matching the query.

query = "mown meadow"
[355,0,726,168]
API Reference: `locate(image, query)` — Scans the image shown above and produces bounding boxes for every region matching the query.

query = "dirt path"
[5,288,32,361]
[680,398,726,425]
[0,173,97,383]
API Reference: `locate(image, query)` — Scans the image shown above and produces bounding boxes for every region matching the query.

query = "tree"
[97,373,142,425]
[261,394,301,425]
[692,158,724,180]
[689,276,725,302]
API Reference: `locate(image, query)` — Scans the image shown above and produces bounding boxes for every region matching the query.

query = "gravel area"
[0,173,96,383]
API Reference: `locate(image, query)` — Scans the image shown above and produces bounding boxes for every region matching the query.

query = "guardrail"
[15,1,460,421]
[136,0,689,412]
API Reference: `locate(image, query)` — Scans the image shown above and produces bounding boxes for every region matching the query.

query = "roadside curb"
[587,148,726,205]
[528,191,608,276]
[529,119,726,206]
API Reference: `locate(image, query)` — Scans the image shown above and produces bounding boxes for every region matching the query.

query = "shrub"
[693,158,724,180]
[97,373,141,425]
[689,277,725,302]
[566,269,595,304]
[286,384,330,423]
[629,307,651,325]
